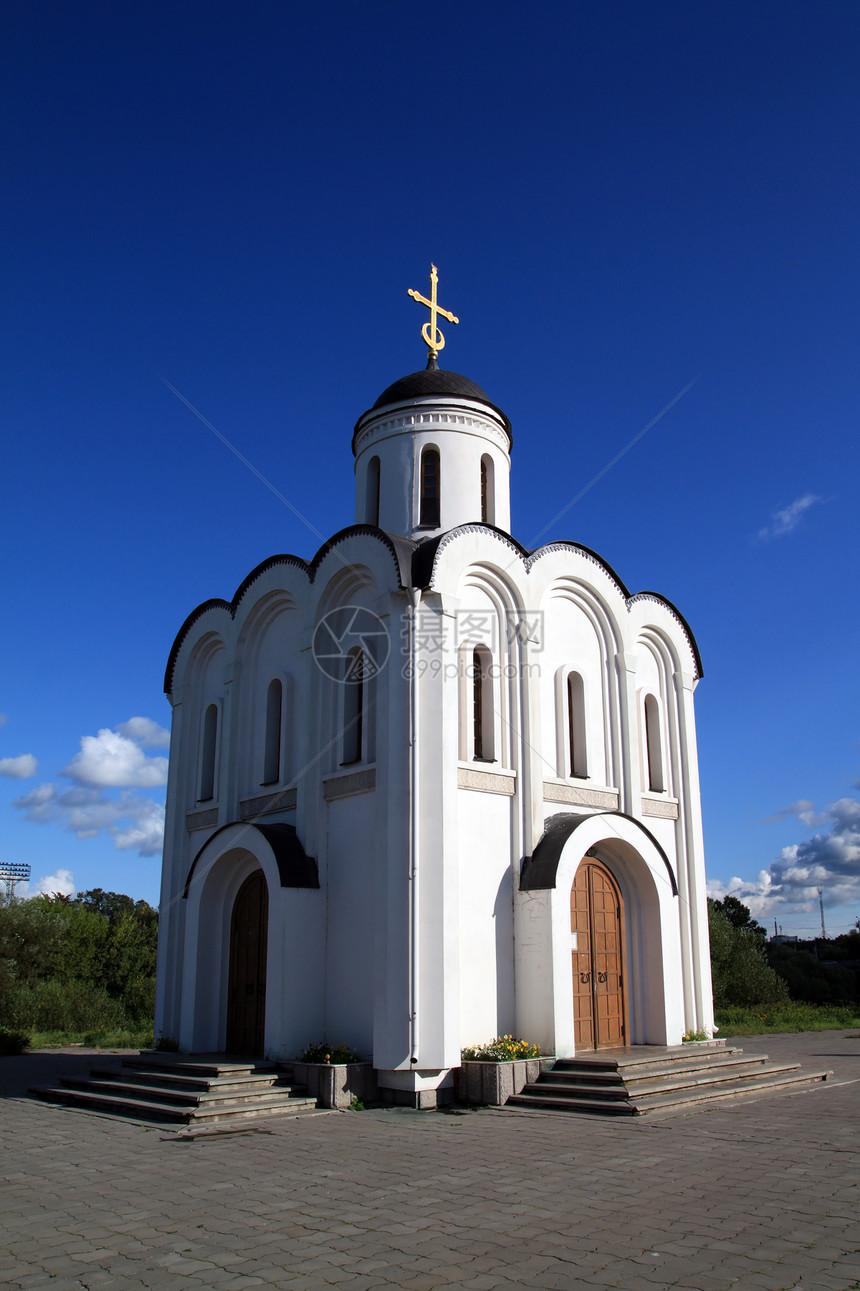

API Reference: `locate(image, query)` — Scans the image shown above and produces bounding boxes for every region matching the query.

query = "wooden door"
[226,870,268,1055]
[570,859,626,1050]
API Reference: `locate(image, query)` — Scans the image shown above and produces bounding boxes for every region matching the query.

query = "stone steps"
[29,1057,320,1125]
[506,1044,832,1115]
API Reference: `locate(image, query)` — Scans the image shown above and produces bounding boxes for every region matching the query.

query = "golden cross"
[407,264,459,359]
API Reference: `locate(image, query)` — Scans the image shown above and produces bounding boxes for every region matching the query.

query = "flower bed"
[458,1056,552,1106]
[458,1037,551,1106]
[288,1061,378,1109]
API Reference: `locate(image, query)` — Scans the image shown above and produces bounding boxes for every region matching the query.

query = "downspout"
[407,586,421,1065]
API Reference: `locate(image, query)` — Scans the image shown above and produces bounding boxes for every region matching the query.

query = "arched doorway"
[226,870,268,1054]
[570,858,627,1049]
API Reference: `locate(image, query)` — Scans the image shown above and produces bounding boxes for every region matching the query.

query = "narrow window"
[567,672,587,778]
[342,649,364,764]
[199,703,218,801]
[473,647,484,760]
[472,645,494,762]
[262,678,282,784]
[644,694,664,792]
[420,448,440,527]
[366,456,380,526]
[480,455,495,525]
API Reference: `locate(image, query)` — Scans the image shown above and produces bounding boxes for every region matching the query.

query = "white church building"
[155,270,715,1107]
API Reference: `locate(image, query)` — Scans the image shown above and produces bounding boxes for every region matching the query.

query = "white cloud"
[113,800,166,855]
[117,717,170,748]
[762,798,818,826]
[11,717,169,860]
[23,869,77,898]
[0,713,7,726]
[14,781,166,858]
[757,493,822,541]
[0,753,38,778]
[64,726,168,789]
[708,789,860,920]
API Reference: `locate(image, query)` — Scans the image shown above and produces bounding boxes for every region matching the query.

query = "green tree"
[0,890,158,1036]
[0,898,66,989]
[711,895,766,939]
[708,899,788,1008]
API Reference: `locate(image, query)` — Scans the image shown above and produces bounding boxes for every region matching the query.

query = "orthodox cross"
[408,264,459,360]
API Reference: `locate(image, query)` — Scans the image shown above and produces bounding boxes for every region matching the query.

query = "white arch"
[516,813,683,1056]
[178,823,324,1057]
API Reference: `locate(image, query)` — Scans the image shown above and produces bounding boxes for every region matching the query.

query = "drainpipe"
[407,587,421,1065]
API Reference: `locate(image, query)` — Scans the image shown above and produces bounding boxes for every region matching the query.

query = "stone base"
[375,1068,455,1109]
[377,1084,455,1109]
[458,1057,554,1106]
[286,1062,378,1109]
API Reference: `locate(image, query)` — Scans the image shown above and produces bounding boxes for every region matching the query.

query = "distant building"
[155,274,715,1106]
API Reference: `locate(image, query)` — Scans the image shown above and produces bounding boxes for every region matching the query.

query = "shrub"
[300,1041,363,1064]
[461,1036,541,1062]
[708,900,789,1009]
[0,1026,30,1055]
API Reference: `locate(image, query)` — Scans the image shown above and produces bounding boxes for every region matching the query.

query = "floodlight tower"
[0,862,31,901]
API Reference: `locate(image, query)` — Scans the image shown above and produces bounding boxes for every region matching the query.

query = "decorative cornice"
[240,788,298,819]
[543,782,619,810]
[186,808,219,831]
[164,527,418,694]
[627,592,703,679]
[412,528,702,679]
[641,795,680,820]
[520,811,678,896]
[354,408,511,458]
[323,767,376,800]
[457,766,516,795]
[353,393,512,455]
[182,820,318,897]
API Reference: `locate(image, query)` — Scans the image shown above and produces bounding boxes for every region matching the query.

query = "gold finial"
[407,264,459,361]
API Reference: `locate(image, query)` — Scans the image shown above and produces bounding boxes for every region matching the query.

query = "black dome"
[372,368,492,409]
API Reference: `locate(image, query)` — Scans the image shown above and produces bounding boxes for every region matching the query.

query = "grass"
[27,1028,154,1050]
[716,1003,860,1036]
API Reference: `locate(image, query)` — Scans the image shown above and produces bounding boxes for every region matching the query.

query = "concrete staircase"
[505,1044,833,1115]
[29,1055,320,1125]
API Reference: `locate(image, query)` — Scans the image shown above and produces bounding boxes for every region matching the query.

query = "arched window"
[644,693,664,792]
[341,649,364,764]
[262,678,282,785]
[199,703,218,801]
[366,456,380,526]
[419,447,440,527]
[480,455,495,525]
[472,645,494,762]
[567,672,587,778]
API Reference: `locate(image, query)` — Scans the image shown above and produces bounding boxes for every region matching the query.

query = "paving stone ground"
[1,1031,858,1290]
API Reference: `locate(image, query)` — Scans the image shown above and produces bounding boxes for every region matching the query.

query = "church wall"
[157,370,717,1076]
[353,402,511,537]
[324,792,378,1056]
[187,634,228,810]
[456,788,516,1047]
[266,887,327,1060]
[354,432,414,531]
[234,596,300,798]
[540,591,613,790]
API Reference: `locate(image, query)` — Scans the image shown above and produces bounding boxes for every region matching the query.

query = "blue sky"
[1,1,858,935]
